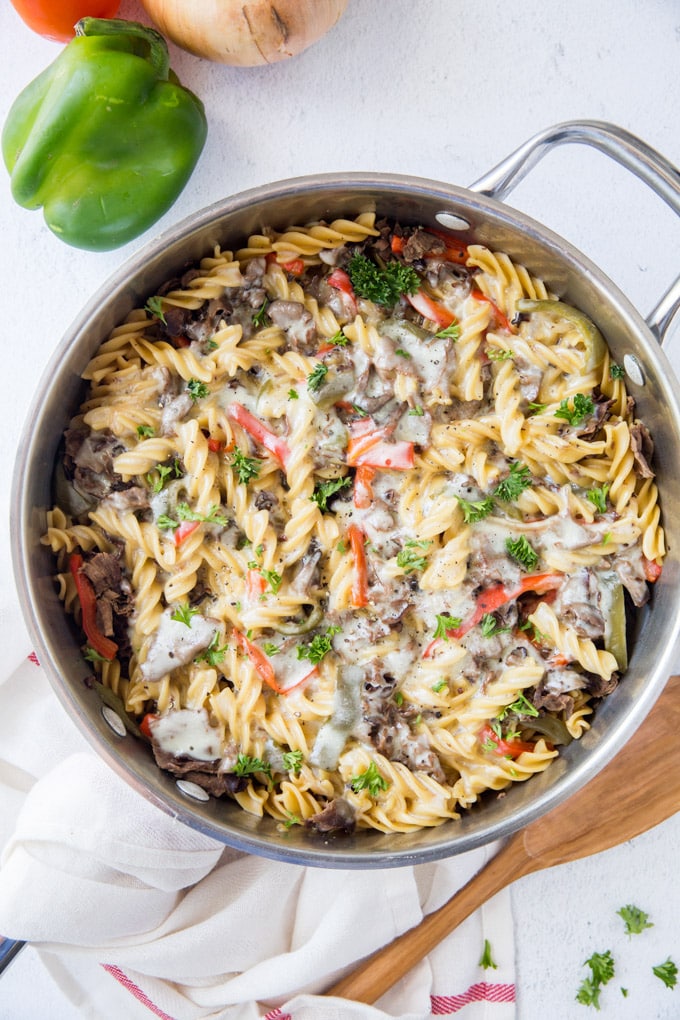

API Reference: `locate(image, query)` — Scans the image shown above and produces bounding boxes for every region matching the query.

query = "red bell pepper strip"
[390,234,406,254]
[282,258,305,276]
[470,289,516,334]
[327,267,358,317]
[643,557,662,583]
[478,724,536,758]
[140,713,158,740]
[245,569,267,602]
[348,523,369,608]
[234,630,316,694]
[69,552,119,661]
[227,402,292,471]
[354,464,376,508]
[174,520,201,547]
[406,289,456,329]
[346,420,414,470]
[207,437,224,453]
[425,229,469,264]
[423,572,563,657]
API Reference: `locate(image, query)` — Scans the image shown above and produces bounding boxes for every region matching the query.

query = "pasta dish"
[43,213,664,834]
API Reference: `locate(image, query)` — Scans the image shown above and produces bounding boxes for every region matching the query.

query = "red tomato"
[10,0,121,42]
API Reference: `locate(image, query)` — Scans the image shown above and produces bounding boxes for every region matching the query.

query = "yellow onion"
[139,0,349,65]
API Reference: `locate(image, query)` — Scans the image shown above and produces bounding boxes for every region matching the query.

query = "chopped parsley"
[587,483,610,515]
[145,295,166,324]
[434,322,461,340]
[396,540,430,574]
[307,362,329,393]
[456,495,494,523]
[433,613,462,639]
[233,753,272,784]
[282,749,304,774]
[350,760,389,797]
[479,613,509,638]
[432,678,448,693]
[83,646,108,663]
[296,626,341,665]
[351,403,369,417]
[261,568,282,595]
[195,632,228,665]
[328,329,349,346]
[505,534,539,571]
[610,362,625,380]
[652,958,678,989]
[486,346,514,361]
[288,388,299,399]
[617,904,654,936]
[554,392,595,427]
[187,378,209,401]
[252,298,270,328]
[408,405,425,416]
[347,253,420,306]
[262,642,280,656]
[576,950,615,1009]
[500,693,539,719]
[479,939,498,970]
[310,476,352,512]
[136,424,155,438]
[528,401,548,414]
[231,448,262,485]
[395,348,411,358]
[176,502,229,525]
[146,458,182,493]
[171,603,199,627]
[493,461,532,502]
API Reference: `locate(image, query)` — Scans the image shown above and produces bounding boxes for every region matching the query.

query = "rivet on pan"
[176,779,211,802]
[623,354,645,386]
[101,704,127,738]
[435,212,471,231]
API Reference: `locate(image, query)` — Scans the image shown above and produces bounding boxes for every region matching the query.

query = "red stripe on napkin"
[263,1010,292,1020]
[431,982,516,1013]
[102,964,177,1020]
[27,651,40,667]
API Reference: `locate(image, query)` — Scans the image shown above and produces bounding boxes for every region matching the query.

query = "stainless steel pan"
[12,120,680,868]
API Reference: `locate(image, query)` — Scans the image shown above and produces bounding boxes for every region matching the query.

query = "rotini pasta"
[45,216,664,836]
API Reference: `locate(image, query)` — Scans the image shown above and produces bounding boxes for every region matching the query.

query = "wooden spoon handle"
[326,831,533,1003]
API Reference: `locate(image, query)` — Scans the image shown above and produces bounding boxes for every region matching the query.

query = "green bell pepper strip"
[516,298,607,370]
[2,18,207,251]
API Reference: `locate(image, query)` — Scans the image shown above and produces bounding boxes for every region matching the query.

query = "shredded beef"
[305,797,356,834]
[630,421,655,478]
[150,747,249,797]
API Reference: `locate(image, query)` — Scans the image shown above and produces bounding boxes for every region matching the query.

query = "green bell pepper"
[2,18,207,251]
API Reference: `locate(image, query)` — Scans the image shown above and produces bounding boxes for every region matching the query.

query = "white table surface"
[1,1,680,1017]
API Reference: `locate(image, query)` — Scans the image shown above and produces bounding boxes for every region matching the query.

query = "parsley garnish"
[432,678,448,693]
[395,348,411,358]
[260,568,282,595]
[456,495,494,523]
[310,476,351,512]
[610,362,625,380]
[433,613,462,639]
[282,749,304,774]
[145,295,166,324]
[408,405,424,416]
[479,939,498,970]
[350,760,389,796]
[479,613,509,638]
[587,483,610,515]
[617,904,653,936]
[328,329,349,346]
[493,461,532,502]
[652,958,678,989]
[554,392,595,426]
[307,362,329,393]
[347,253,420,306]
[252,299,270,328]
[528,401,548,414]
[576,951,615,1009]
[351,403,369,417]
[146,458,182,493]
[187,378,209,401]
[171,603,199,627]
[288,388,299,399]
[500,693,539,719]
[296,627,341,665]
[83,646,108,663]
[283,811,302,828]
[434,322,461,340]
[506,535,539,571]
[231,448,262,485]
[396,540,430,574]
[195,632,228,665]
[136,424,155,438]
[233,753,272,784]
[176,502,229,525]
[486,347,514,361]
[262,642,280,656]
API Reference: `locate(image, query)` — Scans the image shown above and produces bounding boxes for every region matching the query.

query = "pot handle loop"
[470,120,680,345]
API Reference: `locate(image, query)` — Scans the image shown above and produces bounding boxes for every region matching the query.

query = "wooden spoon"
[327,675,680,1004]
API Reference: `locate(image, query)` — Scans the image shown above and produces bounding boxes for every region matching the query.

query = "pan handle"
[470,120,680,344]
[0,936,25,975]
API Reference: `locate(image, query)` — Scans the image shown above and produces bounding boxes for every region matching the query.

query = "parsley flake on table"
[347,252,420,306]
[652,958,678,989]
[617,903,654,936]
[576,950,615,1009]
[350,760,389,797]
[479,938,498,970]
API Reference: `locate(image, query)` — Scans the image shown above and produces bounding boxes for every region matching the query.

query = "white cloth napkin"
[0,650,516,1020]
